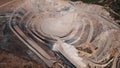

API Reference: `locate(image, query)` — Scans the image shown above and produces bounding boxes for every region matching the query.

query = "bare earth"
[0,50,41,68]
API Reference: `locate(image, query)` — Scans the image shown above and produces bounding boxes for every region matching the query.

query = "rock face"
[0,0,120,68]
